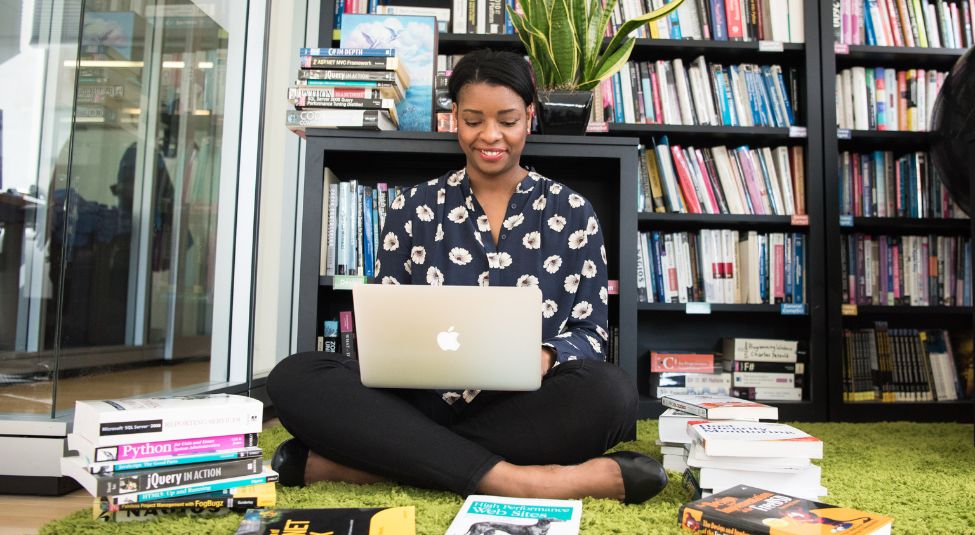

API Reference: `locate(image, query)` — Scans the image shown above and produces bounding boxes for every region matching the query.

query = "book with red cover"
[678,485,892,534]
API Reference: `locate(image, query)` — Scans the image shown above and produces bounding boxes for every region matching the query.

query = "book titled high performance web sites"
[61,394,278,522]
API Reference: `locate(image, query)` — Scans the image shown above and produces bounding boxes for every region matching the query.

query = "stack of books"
[724,338,804,401]
[651,351,732,399]
[835,67,947,132]
[658,394,825,501]
[287,47,408,132]
[61,394,277,522]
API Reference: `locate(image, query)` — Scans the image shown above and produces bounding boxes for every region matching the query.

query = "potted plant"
[506,0,685,134]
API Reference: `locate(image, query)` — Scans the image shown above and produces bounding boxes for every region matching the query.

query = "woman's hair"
[447,49,536,107]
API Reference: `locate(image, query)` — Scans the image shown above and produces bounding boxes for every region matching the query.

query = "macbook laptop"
[351,284,543,390]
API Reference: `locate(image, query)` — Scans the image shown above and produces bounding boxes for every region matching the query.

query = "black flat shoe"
[271,438,309,487]
[603,451,669,504]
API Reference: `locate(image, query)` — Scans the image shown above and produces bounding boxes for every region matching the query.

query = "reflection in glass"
[0,1,245,416]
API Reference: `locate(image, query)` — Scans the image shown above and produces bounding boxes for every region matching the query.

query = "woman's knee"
[266,351,345,405]
[550,359,638,420]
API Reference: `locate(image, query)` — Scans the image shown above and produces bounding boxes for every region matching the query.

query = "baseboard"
[0,474,80,496]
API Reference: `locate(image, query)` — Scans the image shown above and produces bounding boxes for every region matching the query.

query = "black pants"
[266,352,638,496]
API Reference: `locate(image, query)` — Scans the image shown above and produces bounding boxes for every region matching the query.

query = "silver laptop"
[352,284,543,390]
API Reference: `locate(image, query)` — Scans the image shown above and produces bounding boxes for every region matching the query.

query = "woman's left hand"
[540,347,555,376]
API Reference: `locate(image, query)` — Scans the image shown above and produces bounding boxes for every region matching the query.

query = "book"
[93,482,276,522]
[695,464,823,497]
[652,352,716,373]
[375,5,451,32]
[62,455,263,496]
[661,394,778,420]
[83,446,262,475]
[340,14,437,132]
[298,47,396,57]
[678,485,892,534]
[72,395,263,447]
[686,442,811,473]
[286,108,398,131]
[104,468,279,505]
[234,506,416,535]
[339,310,357,359]
[445,495,582,535]
[67,432,259,465]
[723,338,799,363]
[688,420,824,459]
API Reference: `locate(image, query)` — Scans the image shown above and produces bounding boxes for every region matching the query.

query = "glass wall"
[0,0,254,417]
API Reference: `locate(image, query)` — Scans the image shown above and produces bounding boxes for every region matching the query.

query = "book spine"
[298,69,399,83]
[90,448,263,475]
[362,186,375,278]
[110,473,279,505]
[83,433,260,464]
[298,47,396,57]
[339,310,357,359]
[293,96,392,110]
[94,458,263,497]
[299,56,397,70]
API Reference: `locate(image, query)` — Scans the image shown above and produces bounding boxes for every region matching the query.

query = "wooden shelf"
[841,217,971,234]
[844,305,973,316]
[835,44,966,67]
[835,399,973,422]
[638,303,801,313]
[639,213,806,230]
[599,124,802,144]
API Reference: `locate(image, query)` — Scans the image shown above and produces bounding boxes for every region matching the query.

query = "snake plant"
[506,0,686,91]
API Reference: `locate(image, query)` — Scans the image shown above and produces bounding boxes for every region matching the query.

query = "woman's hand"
[540,347,555,376]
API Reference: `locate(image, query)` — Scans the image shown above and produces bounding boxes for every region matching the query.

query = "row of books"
[612,0,805,42]
[60,395,276,522]
[658,395,826,501]
[840,233,973,306]
[594,57,799,127]
[843,323,966,402]
[319,168,403,277]
[637,230,808,305]
[317,312,359,359]
[835,67,946,132]
[838,150,966,218]
[652,338,805,401]
[832,0,975,48]
[287,48,408,132]
[639,139,805,215]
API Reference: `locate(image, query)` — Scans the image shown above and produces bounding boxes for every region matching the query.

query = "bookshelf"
[819,0,974,422]
[300,0,973,422]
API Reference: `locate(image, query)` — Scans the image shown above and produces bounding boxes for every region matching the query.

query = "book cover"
[68,432,259,464]
[72,395,262,447]
[445,495,582,535]
[661,394,778,420]
[678,485,892,534]
[234,506,416,535]
[340,14,437,132]
[688,420,823,459]
[651,352,716,373]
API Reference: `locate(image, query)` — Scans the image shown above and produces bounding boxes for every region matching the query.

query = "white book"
[325,182,340,276]
[722,229,736,303]
[917,68,927,131]
[925,3,942,48]
[766,0,790,42]
[711,146,746,214]
[656,62,677,125]
[656,441,687,455]
[689,421,823,459]
[686,442,811,473]
[664,453,689,473]
[835,73,846,129]
[677,0,703,39]
[452,0,467,33]
[698,464,821,493]
[659,408,702,445]
[787,0,804,42]
[703,477,828,502]
[723,338,798,362]
[693,56,718,125]
[72,395,263,447]
[688,66,713,126]
[660,394,778,420]
[841,69,855,129]
[733,371,796,388]
[741,386,803,401]
[67,431,260,468]
[926,70,938,131]
[851,67,869,130]
[728,66,752,127]
[930,352,959,401]
[885,68,897,130]
[321,168,339,276]
[673,59,696,125]
[444,495,582,535]
[619,63,636,123]
[760,148,786,216]
[773,147,795,215]
[700,229,717,301]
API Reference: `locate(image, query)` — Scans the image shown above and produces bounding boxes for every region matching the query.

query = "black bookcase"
[818,1,974,422]
[307,0,826,421]
[302,0,973,422]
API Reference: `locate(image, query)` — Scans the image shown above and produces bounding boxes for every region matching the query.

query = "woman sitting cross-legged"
[267,49,668,504]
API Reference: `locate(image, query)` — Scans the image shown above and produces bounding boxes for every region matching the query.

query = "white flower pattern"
[448,206,469,224]
[522,231,541,249]
[547,215,566,232]
[383,232,399,251]
[416,204,434,222]
[503,213,524,230]
[426,266,443,286]
[517,274,539,287]
[411,246,426,265]
[449,247,473,265]
[581,259,597,278]
[569,193,585,208]
[568,230,588,249]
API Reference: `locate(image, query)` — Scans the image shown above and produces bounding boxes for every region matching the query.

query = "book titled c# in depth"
[445,495,583,535]
[72,394,263,447]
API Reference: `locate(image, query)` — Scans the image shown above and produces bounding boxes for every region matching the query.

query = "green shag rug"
[41,421,975,534]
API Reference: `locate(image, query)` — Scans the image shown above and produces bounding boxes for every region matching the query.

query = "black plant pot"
[535,90,593,135]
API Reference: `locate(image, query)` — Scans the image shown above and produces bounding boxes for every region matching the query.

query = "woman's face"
[453,81,533,183]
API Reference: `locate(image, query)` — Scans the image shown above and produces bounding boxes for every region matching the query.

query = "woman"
[267,49,667,504]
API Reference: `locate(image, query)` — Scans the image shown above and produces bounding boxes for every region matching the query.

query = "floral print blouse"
[374,168,609,406]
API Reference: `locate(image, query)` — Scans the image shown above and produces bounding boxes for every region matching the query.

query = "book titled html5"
[72,394,263,447]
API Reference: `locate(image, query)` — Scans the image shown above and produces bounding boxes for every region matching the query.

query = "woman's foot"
[476,452,667,504]
[271,438,385,486]
[304,449,386,485]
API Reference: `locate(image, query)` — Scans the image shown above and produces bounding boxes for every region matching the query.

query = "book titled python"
[233,506,415,535]
[679,485,892,534]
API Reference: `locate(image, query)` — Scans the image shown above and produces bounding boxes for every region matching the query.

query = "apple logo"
[437,326,461,351]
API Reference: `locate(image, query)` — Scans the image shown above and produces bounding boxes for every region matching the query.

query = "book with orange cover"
[679,485,892,534]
